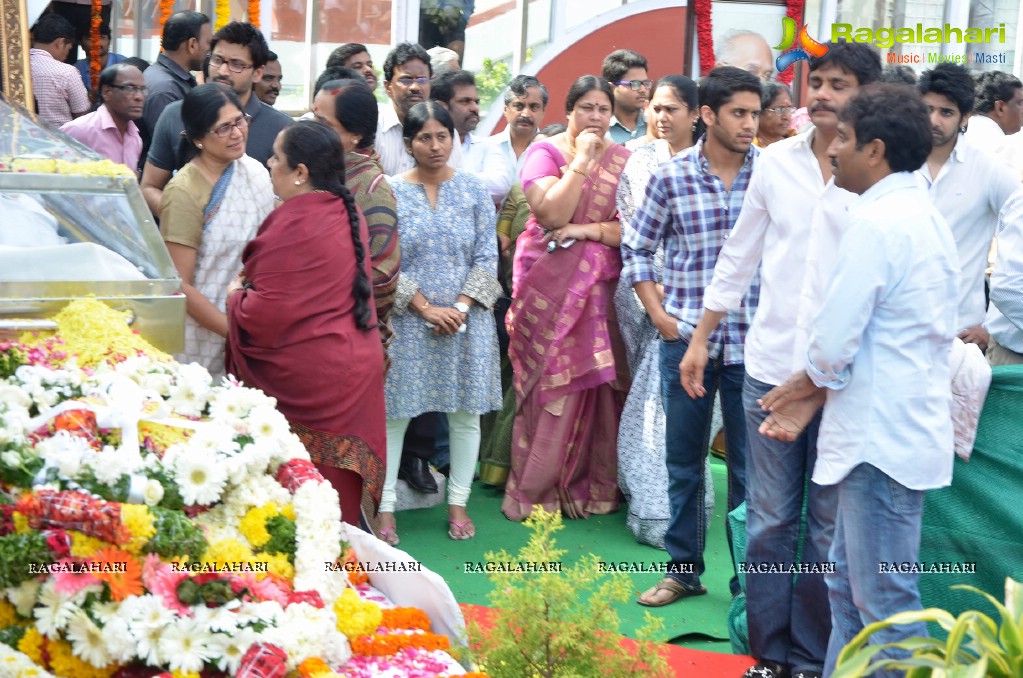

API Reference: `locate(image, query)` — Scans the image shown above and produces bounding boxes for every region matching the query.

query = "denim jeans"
[659,337,747,588]
[743,372,836,674]
[823,463,928,678]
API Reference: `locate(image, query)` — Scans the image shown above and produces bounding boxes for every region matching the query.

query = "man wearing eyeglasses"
[61,63,145,174]
[140,22,293,217]
[601,49,651,144]
[376,42,463,177]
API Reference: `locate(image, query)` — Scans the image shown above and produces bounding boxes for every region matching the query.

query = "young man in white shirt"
[681,41,882,678]
[916,63,1019,353]
[758,83,958,677]
[964,71,1023,170]
[985,189,1023,365]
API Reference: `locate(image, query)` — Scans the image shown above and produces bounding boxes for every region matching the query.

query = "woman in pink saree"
[502,75,632,521]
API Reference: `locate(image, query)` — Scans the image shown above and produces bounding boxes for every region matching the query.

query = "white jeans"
[379,411,481,513]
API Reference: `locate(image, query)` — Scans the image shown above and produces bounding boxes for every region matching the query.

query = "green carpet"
[392,458,736,646]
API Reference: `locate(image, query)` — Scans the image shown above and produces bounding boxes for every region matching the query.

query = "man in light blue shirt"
[759,84,959,677]
[602,49,650,144]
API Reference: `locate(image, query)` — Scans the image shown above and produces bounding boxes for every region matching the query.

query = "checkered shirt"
[30,49,90,128]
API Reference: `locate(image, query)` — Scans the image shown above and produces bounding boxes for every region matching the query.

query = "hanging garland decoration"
[693,0,806,82]
[89,0,102,94]
[777,0,806,85]
[248,0,260,28]
[157,0,175,50]
[214,0,230,31]
[693,0,714,77]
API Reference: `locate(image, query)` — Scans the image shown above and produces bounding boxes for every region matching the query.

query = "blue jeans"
[659,337,747,588]
[823,463,927,678]
[743,373,836,674]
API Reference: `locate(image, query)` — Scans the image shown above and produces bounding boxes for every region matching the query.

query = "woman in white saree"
[159,83,275,380]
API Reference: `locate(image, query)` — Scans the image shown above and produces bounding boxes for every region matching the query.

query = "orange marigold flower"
[380,607,431,631]
[349,631,450,656]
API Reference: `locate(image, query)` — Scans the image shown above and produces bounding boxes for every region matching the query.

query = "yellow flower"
[47,638,117,677]
[202,538,254,567]
[260,553,294,581]
[171,671,201,678]
[70,532,112,559]
[280,503,296,521]
[17,627,45,665]
[0,598,19,627]
[239,503,278,548]
[120,504,156,554]
[12,512,30,534]
[333,588,382,640]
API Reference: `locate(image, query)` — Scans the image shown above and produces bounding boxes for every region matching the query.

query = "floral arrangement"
[157,0,174,46]
[214,0,231,32]
[247,0,260,28]
[89,0,102,94]
[0,158,135,177]
[0,300,473,677]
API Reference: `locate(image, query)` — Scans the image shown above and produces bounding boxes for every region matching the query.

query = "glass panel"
[113,0,196,64]
[318,0,392,44]
[271,0,312,113]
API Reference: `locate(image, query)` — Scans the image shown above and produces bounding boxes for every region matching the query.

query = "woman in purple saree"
[502,76,632,521]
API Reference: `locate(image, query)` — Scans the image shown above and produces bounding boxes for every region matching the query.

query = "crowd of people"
[22,8,1023,677]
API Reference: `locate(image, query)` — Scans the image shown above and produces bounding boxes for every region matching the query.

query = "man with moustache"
[430,69,482,164]
[602,49,651,144]
[965,71,1023,168]
[326,43,378,90]
[476,75,548,206]
[254,52,283,106]
[376,42,462,177]
[759,83,957,677]
[61,63,145,172]
[680,41,881,678]
[139,22,292,217]
[915,64,1018,355]
[622,66,761,610]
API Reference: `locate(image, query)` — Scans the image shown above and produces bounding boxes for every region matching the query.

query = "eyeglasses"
[209,113,251,138]
[109,84,148,95]
[209,54,254,74]
[765,106,795,115]
[615,79,653,91]
[395,76,430,87]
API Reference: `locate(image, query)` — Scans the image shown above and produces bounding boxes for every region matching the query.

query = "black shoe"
[399,457,439,493]
[742,662,788,678]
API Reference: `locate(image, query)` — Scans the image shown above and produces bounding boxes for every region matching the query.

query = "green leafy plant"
[475,57,512,111]
[466,507,671,678]
[832,577,1022,677]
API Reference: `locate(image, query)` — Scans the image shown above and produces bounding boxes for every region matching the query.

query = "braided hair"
[279,120,374,330]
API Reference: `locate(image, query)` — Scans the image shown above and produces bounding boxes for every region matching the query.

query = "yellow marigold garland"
[17,627,45,665]
[333,588,382,640]
[47,638,117,678]
[214,0,230,30]
[261,552,294,581]
[120,504,156,554]
[70,532,110,559]
[0,599,19,627]
[12,512,30,534]
[239,502,278,548]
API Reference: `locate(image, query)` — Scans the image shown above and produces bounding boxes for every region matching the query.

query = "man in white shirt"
[758,83,958,677]
[681,41,882,678]
[376,42,462,177]
[476,75,548,207]
[964,71,1023,169]
[916,63,1019,352]
[430,69,482,168]
[984,190,1023,365]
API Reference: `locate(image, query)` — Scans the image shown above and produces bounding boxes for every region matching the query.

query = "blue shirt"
[609,110,647,144]
[75,53,126,90]
[621,137,759,365]
[808,172,958,490]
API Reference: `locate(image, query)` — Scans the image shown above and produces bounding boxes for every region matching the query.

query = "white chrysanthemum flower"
[65,609,111,668]
[35,432,92,479]
[33,581,75,639]
[132,622,165,666]
[207,626,258,674]
[0,383,33,408]
[85,448,126,486]
[247,406,289,441]
[120,593,174,630]
[100,615,138,664]
[175,454,228,506]
[159,618,214,674]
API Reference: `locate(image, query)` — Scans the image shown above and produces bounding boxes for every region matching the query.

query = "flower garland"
[247,0,260,28]
[692,0,805,82]
[89,0,102,94]
[214,0,230,32]
[157,0,175,48]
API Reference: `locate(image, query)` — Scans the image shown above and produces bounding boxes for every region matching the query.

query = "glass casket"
[0,94,184,353]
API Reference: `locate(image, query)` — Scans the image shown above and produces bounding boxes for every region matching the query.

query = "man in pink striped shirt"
[61,63,145,174]
[29,13,90,127]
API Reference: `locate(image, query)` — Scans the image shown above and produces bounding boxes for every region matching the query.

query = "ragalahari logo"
[775,17,829,73]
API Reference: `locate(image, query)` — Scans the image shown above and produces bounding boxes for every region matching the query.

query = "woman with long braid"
[226,120,386,529]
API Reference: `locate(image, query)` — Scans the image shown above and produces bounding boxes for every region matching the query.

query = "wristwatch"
[453,302,470,314]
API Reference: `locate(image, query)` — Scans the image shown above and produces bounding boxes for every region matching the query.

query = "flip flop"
[378,526,400,546]
[636,577,707,607]
[448,519,476,540]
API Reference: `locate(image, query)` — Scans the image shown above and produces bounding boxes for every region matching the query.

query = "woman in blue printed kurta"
[378,101,502,545]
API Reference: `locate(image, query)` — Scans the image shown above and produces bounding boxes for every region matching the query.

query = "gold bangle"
[599,221,606,244]
[568,166,587,179]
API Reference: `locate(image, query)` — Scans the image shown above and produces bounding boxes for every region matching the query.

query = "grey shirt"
[142,53,196,139]
[146,93,293,171]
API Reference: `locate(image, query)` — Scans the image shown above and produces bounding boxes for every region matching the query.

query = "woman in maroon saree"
[502,76,631,521]
[226,121,385,527]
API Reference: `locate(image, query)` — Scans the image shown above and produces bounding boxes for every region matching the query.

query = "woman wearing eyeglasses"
[502,75,632,522]
[159,83,275,379]
[754,82,796,148]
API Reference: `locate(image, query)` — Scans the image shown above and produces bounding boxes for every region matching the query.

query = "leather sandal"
[636,577,707,607]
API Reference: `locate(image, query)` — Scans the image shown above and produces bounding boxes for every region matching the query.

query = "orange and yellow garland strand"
[157,0,175,48]
[248,0,260,28]
[89,0,102,93]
